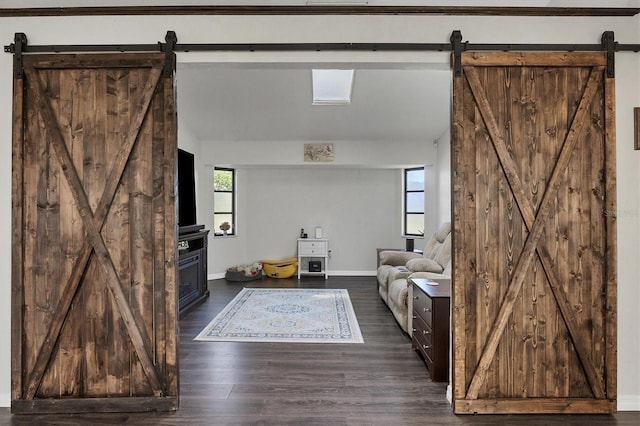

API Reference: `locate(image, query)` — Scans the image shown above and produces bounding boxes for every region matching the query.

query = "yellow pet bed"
[260,257,298,279]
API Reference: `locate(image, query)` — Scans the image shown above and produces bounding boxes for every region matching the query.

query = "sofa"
[377,222,451,333]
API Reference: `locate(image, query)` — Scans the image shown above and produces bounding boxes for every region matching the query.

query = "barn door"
[452,52,617,414]
[11,53,179,413]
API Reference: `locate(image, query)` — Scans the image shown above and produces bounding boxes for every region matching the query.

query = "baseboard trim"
[618,394,640,411]
[209,270,377,281]
[329,270,377,276]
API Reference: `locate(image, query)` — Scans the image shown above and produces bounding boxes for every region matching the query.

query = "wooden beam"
[11,396,177,414]
[604,75,618,400]
[0,6,638,18]
[462,52,608,67]
[162,73,179,398]
[10,56,24,402]
[454,398,616,414]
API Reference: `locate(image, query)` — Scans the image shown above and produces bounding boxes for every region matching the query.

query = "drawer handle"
[413,296,419,300]
[412,328,416,332]
[422,345,431,350]
[422,330,430,335]
[412,315,417,320]
[423,307,431,312]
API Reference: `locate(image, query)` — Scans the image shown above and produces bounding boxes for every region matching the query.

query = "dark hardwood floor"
[2,276,639,425]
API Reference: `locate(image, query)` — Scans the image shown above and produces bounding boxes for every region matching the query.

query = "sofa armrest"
[408,271,451,280]
[379,250,422,267]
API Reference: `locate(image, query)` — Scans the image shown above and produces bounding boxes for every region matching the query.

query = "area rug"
[194,288,364,344]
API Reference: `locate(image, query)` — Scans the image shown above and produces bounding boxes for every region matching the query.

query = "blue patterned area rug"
[194,288,364,344]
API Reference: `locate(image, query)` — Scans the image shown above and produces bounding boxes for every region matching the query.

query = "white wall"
[200,138,436,168]
[206,167,404,276]
[436,128,452,226]
[177,116,200,156]
[0,12,638,411]
[199,138,437,277]
[613,51,640,412]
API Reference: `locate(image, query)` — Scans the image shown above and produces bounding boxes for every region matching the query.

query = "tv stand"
[178,226,209,318]
[179,224,205,235]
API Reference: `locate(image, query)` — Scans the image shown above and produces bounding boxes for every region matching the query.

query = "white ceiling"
[3,0,637,145]
[177,64,452,143]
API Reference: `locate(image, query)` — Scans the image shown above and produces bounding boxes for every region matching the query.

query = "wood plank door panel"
[12,53,178,414]
[452,52,617,414]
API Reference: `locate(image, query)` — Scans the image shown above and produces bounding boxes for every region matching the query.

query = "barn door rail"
[5,30,640,55]
[5,30,640,78]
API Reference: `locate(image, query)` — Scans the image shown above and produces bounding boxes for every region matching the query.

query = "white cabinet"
[297,238,329,279]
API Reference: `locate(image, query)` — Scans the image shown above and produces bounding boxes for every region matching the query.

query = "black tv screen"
[177,148,197,227]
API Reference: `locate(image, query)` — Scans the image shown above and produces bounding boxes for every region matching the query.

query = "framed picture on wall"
[304,143,334,162]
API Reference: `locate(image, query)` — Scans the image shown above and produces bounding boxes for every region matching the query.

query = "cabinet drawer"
[412,314,434,362]
[299,241,327,255]
[412,285,433,327]
[412,313,434,347]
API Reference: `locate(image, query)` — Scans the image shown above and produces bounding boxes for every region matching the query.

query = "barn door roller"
[6,32,26,79]
[450,30,464,77]
[164,31,177,77]
[601,31,616,78]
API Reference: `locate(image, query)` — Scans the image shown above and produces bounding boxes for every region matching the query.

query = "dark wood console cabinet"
[410,277,451,382]
[178,226,209,318]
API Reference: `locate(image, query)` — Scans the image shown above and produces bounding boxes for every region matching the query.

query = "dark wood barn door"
[11,53,179,413]
[452,52,617,414]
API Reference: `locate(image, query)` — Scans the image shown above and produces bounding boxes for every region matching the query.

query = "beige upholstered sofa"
[377,222,451,333]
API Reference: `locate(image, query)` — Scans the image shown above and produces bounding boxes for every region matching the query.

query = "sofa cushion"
[379,250,422,267]
[406,257,443,273]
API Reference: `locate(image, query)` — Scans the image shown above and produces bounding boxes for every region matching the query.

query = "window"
[214,167,235,236]
[404,167,424,236]
[312,69,354,105]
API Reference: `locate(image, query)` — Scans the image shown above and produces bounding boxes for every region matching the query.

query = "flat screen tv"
[177,148,197,229]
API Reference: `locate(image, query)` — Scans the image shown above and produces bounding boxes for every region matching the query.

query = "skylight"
[312,69,354,105]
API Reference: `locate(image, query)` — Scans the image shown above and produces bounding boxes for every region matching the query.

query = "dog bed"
[225,263,263,282]
[260,257,298,279]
